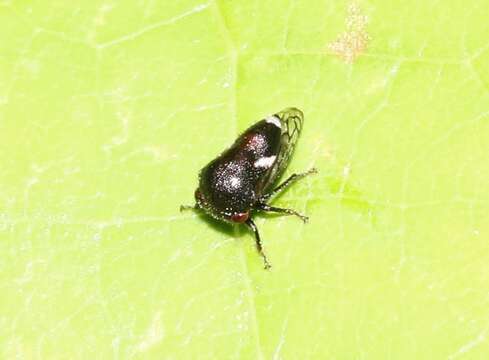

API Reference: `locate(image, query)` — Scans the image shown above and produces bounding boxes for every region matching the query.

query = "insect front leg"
[262,167,317,202]
[245,219,271,270]
[179,204,199,212]
[256,202,309,223]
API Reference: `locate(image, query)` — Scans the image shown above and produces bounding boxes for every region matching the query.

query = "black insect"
[181,107,316,269]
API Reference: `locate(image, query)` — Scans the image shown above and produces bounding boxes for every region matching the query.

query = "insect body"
[182,107,316,269]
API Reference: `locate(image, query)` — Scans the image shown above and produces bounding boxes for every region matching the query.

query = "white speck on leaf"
[137,312,165,352]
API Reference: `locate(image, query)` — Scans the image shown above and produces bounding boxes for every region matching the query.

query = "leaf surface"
[1,0,489,358]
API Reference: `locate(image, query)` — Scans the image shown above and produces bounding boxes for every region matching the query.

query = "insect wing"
[261,107,303,193]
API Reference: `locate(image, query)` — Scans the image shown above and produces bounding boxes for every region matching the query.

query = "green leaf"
[1,0,489,358]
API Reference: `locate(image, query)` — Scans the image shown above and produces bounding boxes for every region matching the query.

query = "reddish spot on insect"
[231,212,249,223]
[242,132,267,152]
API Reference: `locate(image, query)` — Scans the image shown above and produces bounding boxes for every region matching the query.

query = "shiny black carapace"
[181,107,316,269]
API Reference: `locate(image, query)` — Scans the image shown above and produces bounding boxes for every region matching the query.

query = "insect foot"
[180,205,195,212]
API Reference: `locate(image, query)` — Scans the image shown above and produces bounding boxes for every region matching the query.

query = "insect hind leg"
[262,167,317,202]
[256,202,309,223]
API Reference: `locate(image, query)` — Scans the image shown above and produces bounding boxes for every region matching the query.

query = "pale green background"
[1,0,489,359]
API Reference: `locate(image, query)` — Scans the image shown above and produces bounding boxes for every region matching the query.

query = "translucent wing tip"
[277,107,304,122]
[276,107,304,134]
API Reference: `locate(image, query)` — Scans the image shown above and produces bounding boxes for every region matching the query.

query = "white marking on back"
[254,155,277,168]
[229,176,240,188]
[265,115,281,128]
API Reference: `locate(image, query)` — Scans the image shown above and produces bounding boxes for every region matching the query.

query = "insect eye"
[230,212,249,223]
[194,189,205,204]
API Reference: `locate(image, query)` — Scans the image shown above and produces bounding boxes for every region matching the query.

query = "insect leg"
[262,167,317,201]
[180,204,199,212]
[256,202,309,223]
[245,219,271,269]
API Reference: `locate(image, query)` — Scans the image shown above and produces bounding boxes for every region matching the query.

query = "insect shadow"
[191,211,237,238]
